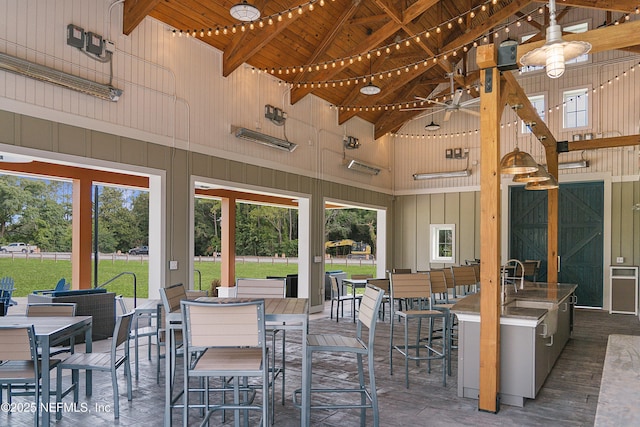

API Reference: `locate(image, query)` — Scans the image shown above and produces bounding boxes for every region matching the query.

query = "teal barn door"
[510,182,604,307]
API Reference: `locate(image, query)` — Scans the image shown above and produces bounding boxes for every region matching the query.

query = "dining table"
[0,315,93,426]
[341,278,368,323]
[163,297,309,426]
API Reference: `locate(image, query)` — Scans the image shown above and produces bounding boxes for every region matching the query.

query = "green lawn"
[1,258,376,298]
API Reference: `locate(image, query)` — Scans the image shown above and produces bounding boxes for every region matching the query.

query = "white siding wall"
[393,7,640,193]
[0,0,392,192]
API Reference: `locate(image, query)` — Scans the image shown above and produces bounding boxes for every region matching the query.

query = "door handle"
[557,255,561,272]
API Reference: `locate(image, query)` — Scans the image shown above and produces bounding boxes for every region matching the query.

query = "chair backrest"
[428,270,448,295]
[389,273,432,300]
[26,303,77,317]
[442,267,455,290]
[185,289,209,299]
[54,278,69,292]
[356,284,386,344]
[366,278,390,293]
[235,278,286,298]
[181,299,265,349]
[330,275,342,298]
[0,276,15,292]
[392,268,412,274]
[159,283,187,313]
[350,274,373,280]
[518,260,539,280]
[112,312,134,355]
[0,325,37,362]
[451,265,478,287]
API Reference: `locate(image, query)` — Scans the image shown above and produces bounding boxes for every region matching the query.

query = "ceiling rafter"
[348,14,389,27]
[123,0,161,36]
[338,60,442,124]
[290,0,441,104]
[292,0,362,86]
[223,5,302,77]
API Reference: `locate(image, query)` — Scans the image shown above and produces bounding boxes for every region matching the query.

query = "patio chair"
[56,311,134,420]
[236,278,287,422]
[451,265,479,295]
[26,302,77,356]
[181,299,269,427]
[0,276,17,315]
[366,278,390,321]
[116,296,156,380]
[31,278,70,295]
[294,283,385,426]
[0,325,60,426]
[329,275,361,322]
[389,272,447,388]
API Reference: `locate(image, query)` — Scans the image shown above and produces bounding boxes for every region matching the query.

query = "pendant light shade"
[424,120,441,131]
[519,0,591,79]
[230,1,261,21]
[525,170,559,190]
[512,164,551,183]
[360,82,381,95]
[500,147,539,175]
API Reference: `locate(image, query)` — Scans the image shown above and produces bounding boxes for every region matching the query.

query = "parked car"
[0,242,38,253]
[128,245,149,255]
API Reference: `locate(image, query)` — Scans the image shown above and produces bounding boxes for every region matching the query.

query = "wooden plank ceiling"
[123,0,639,140]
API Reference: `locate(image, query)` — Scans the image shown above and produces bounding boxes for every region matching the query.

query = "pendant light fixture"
[525,167,559,190]
[513,134,549,182]
[360,58,380,95]
[519,0,591,78]
[500,111,539,175]
[230,1,261,22]
[424,120,441,131]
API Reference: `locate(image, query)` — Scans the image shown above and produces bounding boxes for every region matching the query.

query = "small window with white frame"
[430,224,455,263]
[562,87,590,129]
[521,94,546,134]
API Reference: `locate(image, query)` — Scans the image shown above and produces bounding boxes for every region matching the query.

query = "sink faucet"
[501,259,525,305]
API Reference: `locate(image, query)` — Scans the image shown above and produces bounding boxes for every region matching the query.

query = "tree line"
[1,175,377,257]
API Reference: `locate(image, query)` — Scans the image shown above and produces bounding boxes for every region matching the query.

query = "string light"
[387,60,640,140]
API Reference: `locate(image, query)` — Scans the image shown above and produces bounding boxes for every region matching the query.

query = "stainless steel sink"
[505,299,559,337]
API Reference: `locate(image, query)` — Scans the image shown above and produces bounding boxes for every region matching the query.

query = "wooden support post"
[477,44,503,413]
[71,177,92,289]
[220,196,236,288]
[546,146,560,286]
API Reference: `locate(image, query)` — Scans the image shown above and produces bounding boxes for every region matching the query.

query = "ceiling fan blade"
[460,108,481,117]
[411,108,446,121]
[460,97,480,107]
[444,109,453,121]
[400,107,432,111]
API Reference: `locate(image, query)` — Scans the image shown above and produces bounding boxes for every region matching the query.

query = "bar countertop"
[451,282,578,322]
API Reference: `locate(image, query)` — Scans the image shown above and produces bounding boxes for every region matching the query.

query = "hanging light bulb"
[520,0,591,79]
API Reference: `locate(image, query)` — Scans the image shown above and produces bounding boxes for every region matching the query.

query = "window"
[563,22,589,65]
[521,94,545,134]
[430,224,455,263]
[563,88,589,129]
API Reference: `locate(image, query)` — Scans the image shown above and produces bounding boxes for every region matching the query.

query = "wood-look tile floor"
[2,302,639,426]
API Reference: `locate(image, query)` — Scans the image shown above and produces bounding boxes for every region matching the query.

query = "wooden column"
[545,146,560,285]
[220,196,236,287]
[477,44,504,413]
[71,177,93,289]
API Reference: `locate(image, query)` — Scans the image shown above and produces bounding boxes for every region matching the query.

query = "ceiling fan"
[403,73,480,122]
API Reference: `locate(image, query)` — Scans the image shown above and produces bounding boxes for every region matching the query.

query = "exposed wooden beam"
[502,71,557,152]
[123,0,160,35]
[537,0,639,14]
[516,11,543,31]
[292,0,361,86]
[195,188,299,207]
[0,161,150,188]
[290,0,440,104]
[223,11,302,77]
[517,19,640,61]
[441,0,533,54]
[565,134,640,151]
